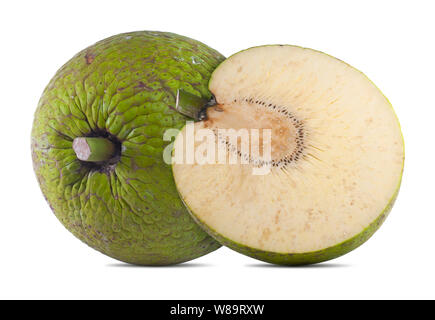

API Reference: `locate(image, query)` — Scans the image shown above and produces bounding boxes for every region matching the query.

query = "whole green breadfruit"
[31,31,225,265]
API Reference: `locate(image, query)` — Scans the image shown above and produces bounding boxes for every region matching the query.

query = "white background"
[0,0,434,299]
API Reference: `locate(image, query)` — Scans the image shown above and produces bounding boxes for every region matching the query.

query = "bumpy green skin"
[31,31,225,265]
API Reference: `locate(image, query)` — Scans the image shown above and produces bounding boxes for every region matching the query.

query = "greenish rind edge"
[209,44,406,152]
[173,44,405,265]
[177,176,402,265]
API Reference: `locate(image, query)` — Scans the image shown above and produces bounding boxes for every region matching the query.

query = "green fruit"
[172,45,404,265]
[31,31,225,265]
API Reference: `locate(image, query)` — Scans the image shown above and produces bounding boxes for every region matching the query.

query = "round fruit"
[31,31,225,265]
[172,45,404,265]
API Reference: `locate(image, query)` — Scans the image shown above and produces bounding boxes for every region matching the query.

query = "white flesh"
[173,46,404,253]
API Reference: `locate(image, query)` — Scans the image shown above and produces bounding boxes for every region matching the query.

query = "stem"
[72,137,115,162]
[175,89,209,120]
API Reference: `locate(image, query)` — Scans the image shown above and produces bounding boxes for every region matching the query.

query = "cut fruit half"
[172,45,404,265]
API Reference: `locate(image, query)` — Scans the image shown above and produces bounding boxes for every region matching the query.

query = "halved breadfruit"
[172,45,404,265]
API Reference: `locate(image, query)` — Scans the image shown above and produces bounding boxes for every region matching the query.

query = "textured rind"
[181,183,401,265]
[176,45,405,265]
[31,31,225,265]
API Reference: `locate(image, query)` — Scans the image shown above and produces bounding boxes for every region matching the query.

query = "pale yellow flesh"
[173,46,404,254]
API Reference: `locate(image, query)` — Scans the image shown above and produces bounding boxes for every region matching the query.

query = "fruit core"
[202,99,305,167]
